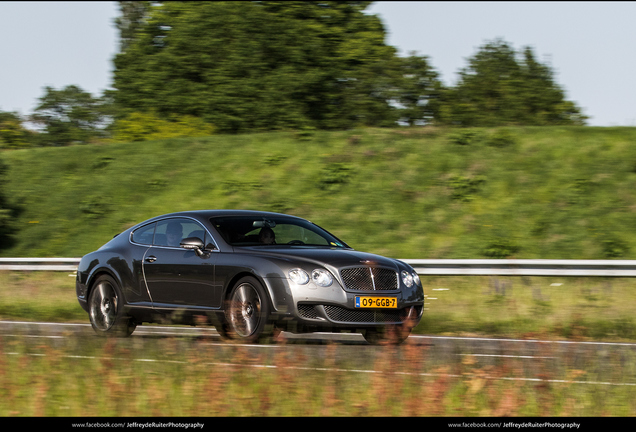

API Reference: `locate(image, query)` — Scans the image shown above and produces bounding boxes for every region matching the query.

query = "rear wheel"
[224,276,271,343]
[88,275,136,337]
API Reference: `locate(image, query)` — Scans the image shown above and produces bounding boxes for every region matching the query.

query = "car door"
[127,222,156,306]
[143,218,221,309]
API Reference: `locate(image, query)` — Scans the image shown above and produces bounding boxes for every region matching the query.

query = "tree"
[112,1,402,132]
[0,111,34,149]
[518,47,587,125]
[394,53,445,126]
[438,39,587,127]
[0,156,15,250]
[30,85,113,146]
[114,1,152,52]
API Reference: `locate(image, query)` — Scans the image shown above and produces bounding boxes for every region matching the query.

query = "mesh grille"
[340,267,398,291]
[298,303,421,324]
[323,305,404,324]
[298,304,319,319]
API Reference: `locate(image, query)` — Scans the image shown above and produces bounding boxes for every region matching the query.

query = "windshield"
[210,216,349,248]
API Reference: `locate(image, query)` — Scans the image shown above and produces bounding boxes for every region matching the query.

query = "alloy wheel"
[89,280,118,332]
[228,282,262,338]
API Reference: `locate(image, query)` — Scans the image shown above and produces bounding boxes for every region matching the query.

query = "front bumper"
[296,302,423,328]
[268,273,424,330]
[76,274,89,313]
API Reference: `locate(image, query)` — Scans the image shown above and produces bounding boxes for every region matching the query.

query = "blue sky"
[1,1,634,126]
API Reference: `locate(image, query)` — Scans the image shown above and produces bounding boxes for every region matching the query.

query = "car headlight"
[289,268,310,285]
[412,271,421,286]
[311,269,333,287]
[401,270,414,288]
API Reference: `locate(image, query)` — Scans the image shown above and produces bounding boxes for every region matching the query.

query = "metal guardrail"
[0,258,80,272]
[2,257,636,277]
[402,259,636,277]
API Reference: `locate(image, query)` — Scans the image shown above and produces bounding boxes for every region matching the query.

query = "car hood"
[235,246,402,269]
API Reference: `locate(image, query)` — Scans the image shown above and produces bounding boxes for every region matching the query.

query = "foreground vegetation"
[3,126,636,260]
[2,330,635,416]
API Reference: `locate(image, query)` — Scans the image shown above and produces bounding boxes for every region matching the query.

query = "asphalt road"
[2,320,636,387]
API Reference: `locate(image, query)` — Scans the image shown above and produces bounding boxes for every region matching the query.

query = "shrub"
[487,128,518,148]
[448,129,481,146]
[295,126,316,141]
[482,238,520,258]
[79,196,112,219]
[448,174,485,201]
[112,112,215,142]
[0,111,33,149]
[319,162,355,190]
[601,236,630,259]
[0,157,16,249]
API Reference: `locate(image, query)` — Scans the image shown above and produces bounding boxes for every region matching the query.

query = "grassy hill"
[2,126,636,259]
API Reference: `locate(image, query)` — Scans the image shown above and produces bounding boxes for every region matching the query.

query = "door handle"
[145,255,157,263]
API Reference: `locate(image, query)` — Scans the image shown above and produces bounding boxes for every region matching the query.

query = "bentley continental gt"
[76,210,424,344]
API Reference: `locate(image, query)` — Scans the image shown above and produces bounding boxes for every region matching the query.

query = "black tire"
[215,322,232,341]
[223,276,271,343]
[363,326,410,345]
[88,274,136,337]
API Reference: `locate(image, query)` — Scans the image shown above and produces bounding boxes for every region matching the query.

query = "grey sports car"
[76,210,424,344]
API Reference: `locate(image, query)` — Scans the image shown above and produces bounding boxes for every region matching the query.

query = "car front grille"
[297,303,422,324]
[323,305,404,324]
[340,267,398,291]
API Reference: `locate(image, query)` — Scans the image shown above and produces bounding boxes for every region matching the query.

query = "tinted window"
[131,223,156,245]
[210,216,348,248]
[154,218,207,248]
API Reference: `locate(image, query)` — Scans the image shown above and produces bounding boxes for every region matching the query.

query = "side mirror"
[180,237,204,250]
[180,237,212,257]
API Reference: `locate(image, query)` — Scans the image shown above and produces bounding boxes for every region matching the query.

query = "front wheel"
[88,275,136,337]
[224,276,271,343]
[363,326,410,345]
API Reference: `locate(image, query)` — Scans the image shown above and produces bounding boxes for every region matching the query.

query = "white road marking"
[458,353,555,359]
[3,323,635,386]
[3,350,635,387]
[2,334,64,339]
[6,321,636,347]
[4,320,636,347]
[411,334,636,347]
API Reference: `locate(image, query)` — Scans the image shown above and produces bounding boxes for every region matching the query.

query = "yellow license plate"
[355,296,397,309]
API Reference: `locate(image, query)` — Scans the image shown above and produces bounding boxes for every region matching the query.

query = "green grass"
[3,126,636,259]
[0,272,85,322]
[420,276,636,341]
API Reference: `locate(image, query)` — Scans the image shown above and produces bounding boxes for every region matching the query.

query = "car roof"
[135,210,306,227]
[160,209,303,218]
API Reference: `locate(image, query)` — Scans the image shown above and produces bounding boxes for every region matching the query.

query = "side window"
[131,223,156,245]
[154,218,207,248]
